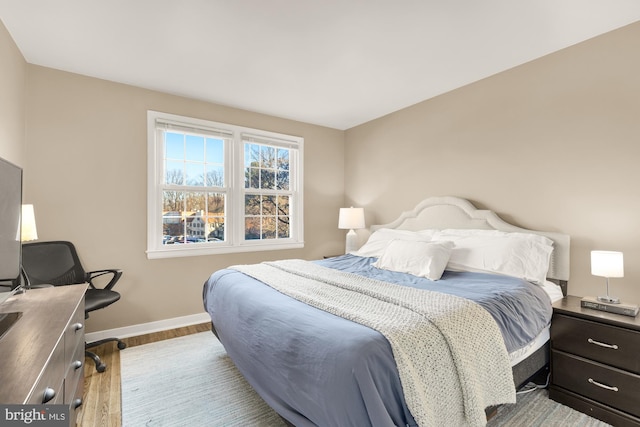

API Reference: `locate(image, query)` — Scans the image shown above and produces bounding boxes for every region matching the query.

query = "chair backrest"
[22,241,87,286]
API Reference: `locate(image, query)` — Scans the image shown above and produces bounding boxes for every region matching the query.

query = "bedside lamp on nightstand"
[338,207,365,254]
[591,250,623,304]
[581,250,639,317]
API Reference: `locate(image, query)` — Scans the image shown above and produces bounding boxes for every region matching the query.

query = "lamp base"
[581,296,639,317]
[597,295,620,304]
[345,229,359,254]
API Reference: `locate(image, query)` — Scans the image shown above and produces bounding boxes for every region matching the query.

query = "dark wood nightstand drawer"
[551,313,640,374]
[552,349,640,418]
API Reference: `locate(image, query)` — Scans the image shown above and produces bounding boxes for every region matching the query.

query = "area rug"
[121,331,610,427]
[121,332,286,426]
[486,387,610,427]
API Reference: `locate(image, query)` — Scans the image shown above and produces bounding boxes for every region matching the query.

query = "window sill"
[146,241,304,259]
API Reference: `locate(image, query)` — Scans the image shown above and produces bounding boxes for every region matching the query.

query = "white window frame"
[147,111,304,259]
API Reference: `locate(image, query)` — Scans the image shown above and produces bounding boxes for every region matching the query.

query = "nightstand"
[549,295,640,426]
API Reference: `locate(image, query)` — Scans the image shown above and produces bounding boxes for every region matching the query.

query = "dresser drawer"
[552,349,640,418]
[64,304,84,362]
[64,339,84,403]
[26,337,65,404]
[551,313,640,374]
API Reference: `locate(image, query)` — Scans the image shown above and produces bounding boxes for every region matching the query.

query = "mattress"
[508,279,562,366]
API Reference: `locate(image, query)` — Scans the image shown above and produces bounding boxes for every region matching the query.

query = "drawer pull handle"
[72,360,83,370]
[42,387,56,403]
[588,378,619,392]
[72,322,84,331]
[587,338,618,350]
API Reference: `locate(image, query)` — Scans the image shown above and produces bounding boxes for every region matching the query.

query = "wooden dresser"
[0,285,87,427]
[550,295,640,427]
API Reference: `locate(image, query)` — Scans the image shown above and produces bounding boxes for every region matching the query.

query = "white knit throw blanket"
[231,259,516,427]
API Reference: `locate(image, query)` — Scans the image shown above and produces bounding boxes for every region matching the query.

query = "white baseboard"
[85,312,211,343]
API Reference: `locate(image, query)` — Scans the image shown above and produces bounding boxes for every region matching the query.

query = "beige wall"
[0,20,26,165]
[24,66,345,332]
[345,22,640,303]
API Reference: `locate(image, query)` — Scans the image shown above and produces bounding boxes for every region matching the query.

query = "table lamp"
[581,250,638,317]
[20,204,38,289]
[338,207,365,253]
[21,204,38,242]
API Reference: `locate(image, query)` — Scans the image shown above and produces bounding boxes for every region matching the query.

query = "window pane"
[185,135,204,162]
[241,195,292,241]
[207,192,225,215]
[246,167,260,189]
[165,161,184,185]
[261,146,275,168]
[277,149,289,170]
[206,138,224,163]
[162,190,184,244]
[206,214,225,241]
[262,195,276,215]
[278,195,290,215]
[246,144,259,167]
[278,217,290,238]
[204,193,225,241]
[206,166,224,187]
[245,217,260,240]
[163,190,184,212]
[165,132,184,160]
[165,131,225,188]
[161,191,227,244]
[260,169,275,189]
[277,170,289,190]
[262,216,276,239]
[185,191,204,212]
[185,162,204,186]
[245,195,260,215]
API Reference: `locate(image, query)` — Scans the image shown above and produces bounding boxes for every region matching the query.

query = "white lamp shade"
[591,250,624,278]
[338,207,365,230]
[21,204,38,242]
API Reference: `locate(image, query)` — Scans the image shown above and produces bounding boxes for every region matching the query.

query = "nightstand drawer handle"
[587,338,618,350]
[588,378,618,392]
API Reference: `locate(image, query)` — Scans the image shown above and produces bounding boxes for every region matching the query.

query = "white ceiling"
[1,1,640,130]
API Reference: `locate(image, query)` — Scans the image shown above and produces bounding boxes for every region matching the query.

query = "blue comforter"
[202,254,552,427]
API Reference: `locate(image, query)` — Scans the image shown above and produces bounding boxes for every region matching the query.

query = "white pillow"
[353,228,438,258]
[372,240,454,281]
[431,229,553,285]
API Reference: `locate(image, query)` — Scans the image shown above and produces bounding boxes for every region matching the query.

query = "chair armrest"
[86,269,123,290]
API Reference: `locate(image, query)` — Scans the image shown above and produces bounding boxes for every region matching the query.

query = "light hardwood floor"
[77,322,212,427]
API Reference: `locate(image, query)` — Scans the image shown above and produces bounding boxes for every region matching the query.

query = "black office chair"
[21,241,126,373]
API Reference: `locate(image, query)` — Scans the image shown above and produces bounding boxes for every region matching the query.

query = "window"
[147,111,303,258]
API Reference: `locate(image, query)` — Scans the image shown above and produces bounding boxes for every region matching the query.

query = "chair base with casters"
[86,338,127,373]
[21,240,126,373]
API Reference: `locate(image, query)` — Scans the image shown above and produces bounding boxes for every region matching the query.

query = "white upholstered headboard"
[370,196,570,284]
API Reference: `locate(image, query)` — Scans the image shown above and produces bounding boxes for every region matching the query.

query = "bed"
[202,196,570,427]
